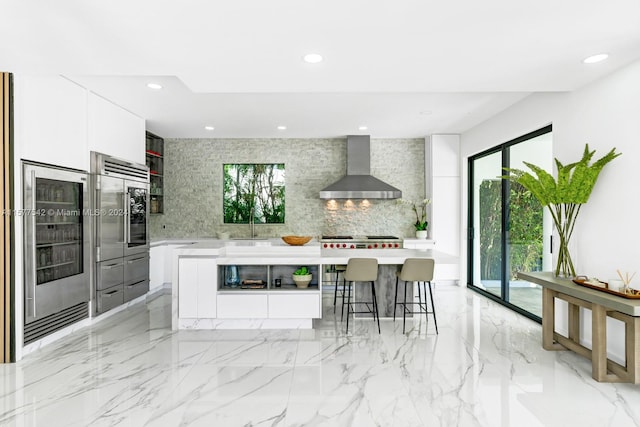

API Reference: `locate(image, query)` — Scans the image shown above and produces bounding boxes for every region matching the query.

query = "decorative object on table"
[573,275,640,299]
[240,279,266,289]
[617,269,637,293]
[608,279,624,292]
[397,198,431,238]
[503,144,621,278]
[281,235,312,246]
[224,265,240,287]
[292,266,312,288]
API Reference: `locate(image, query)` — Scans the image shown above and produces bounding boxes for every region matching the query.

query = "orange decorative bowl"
[281,235,312,246]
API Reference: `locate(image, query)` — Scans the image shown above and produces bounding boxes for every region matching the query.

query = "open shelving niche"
[218,264,321,292]
[145,131,164,214]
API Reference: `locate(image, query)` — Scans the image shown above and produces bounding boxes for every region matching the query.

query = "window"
[223,163,285,224]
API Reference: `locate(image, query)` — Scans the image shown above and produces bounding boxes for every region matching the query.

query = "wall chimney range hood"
[319,135,402,199]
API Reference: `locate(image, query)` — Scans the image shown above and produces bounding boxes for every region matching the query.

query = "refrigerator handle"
[28,170,37,318]
[124,189,130,245]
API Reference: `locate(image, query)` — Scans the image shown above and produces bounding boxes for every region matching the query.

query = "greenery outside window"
[223,163,285,224]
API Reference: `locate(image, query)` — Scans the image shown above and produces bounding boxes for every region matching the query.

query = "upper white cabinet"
[88,93,145,164]
[426,134,460,282]
[14,75,88,170]
[13,75,146,171]
[431,134,460,177]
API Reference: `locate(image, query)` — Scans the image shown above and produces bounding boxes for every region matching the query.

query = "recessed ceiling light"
[583,53,609,64]
[277,125,287,130]
[303,53,323,64]
[358,126,368,131]
[147,83,162,90]
[204,126,215,131]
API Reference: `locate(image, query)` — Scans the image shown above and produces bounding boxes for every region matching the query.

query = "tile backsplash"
[149,137,426,239]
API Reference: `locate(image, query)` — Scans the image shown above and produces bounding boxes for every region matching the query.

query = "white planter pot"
[415,230,428,239]
[292,274,312,288]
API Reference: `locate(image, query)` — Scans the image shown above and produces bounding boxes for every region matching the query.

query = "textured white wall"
[149,137,426,239]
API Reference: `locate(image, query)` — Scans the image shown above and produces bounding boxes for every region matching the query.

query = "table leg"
[592,303,609,381]
[568,302,580,342]
[626,317,640,383]
[542,288,561,350]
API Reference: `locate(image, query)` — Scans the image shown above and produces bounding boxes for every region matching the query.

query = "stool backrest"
[344,258,378,282]
[399,258,435,282]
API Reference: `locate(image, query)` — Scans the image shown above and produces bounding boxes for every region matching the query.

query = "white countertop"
[169,238,457,265]
[321,248,457,265]
[150,238,216,247]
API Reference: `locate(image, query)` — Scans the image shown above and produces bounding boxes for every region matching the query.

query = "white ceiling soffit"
[2,0,640,138]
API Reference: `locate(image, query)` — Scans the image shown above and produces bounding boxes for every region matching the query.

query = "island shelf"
[219,264,320,291]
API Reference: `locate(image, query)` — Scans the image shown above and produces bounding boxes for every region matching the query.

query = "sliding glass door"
[471,150,504,299]
[468,126,552,320]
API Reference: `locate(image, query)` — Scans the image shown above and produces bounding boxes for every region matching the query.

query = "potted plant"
[502,144,620,277]
[398,198,431,239]
[292,266,312,288]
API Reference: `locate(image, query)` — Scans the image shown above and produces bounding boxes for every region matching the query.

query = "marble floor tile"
[3,286,640,426]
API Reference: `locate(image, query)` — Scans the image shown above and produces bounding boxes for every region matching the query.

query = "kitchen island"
[171,239,458,330]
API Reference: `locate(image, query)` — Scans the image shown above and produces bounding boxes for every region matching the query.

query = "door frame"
[467,124,552,323]
[1,72,15,363]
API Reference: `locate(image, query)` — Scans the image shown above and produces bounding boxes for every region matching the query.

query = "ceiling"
[2,0,639,139]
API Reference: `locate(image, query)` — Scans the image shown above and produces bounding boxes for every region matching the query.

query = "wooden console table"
[518,271,640,383]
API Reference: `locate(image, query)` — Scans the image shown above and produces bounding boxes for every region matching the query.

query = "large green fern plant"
[503,144,621,277]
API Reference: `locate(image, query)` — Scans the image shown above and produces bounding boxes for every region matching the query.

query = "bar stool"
[343,258,380,334]
[331,264,347,315]
[394,258,438,334]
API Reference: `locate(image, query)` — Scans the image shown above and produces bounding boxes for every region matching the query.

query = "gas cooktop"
[320,235,402,249]
[321,235,400,240]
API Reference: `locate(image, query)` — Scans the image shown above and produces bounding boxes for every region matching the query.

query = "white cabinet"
[403,239,436,250]
[150,243,193,291]
[176,260,321,327]
[429,134,460,258]
[14,75,146,171]
[14,75,88,170]
[217,294,268,318]
[431,134,460,177]
[88,92,145,164]
[269,294,321,319]
[426,134,460,283]
[178,257,217,318]
[215,263,322,320]
[149,245,165,291]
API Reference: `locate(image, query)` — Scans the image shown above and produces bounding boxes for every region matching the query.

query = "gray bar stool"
[394,258,438,334]
[343,258,380,334]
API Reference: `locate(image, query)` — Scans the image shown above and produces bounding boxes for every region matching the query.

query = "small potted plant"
[398,198,431,239]
[292,266,312,288]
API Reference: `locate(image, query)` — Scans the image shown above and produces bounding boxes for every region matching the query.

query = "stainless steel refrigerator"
[23,162,90,344]
[91,152,150,314]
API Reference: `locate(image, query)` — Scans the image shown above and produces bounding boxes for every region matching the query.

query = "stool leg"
[422,282,428,326]
[393,276,399,321]
[333,266,338,313]
[341,278,347,321]
[345,280,352,334]
[371,281,380,334]
[427,281,438,334]
[403,279,408,334]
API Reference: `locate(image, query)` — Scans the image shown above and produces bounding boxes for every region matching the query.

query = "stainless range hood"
[319,135,402,199]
